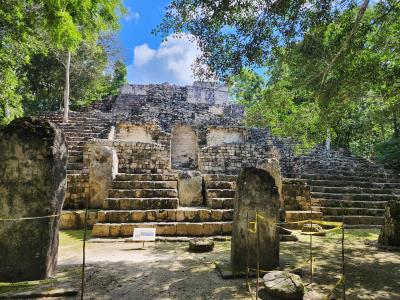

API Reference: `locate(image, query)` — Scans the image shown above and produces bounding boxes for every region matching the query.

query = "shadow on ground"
[1,229,399,299]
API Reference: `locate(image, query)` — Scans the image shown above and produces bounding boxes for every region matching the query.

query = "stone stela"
[0,118,67,281]
[231,167,280,272]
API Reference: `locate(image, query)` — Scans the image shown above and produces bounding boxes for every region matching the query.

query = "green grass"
[60,229,92,242]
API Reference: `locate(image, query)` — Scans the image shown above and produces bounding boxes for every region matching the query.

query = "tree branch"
[308,0,370,85]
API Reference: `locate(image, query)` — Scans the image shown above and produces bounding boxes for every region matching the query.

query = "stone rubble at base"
[34,82,400,237]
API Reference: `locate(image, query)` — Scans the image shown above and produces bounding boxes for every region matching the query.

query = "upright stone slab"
[231,167,280,272]
[177,171,203,206]
[0,117,67,281]
[88,143,118,208]
[378,200,400,248]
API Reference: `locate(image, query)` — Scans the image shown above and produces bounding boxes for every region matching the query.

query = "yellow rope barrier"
[0,214,60,221]
[246,213,345,299]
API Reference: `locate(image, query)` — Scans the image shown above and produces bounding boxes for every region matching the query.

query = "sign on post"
[132,228,156,248]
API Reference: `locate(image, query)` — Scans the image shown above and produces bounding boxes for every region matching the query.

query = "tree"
[41,0,124,122]
[227,2,400,159]
[21,39,114,114]
[0,1,124,124]
[109,60,128,96]
[157,0,374,80]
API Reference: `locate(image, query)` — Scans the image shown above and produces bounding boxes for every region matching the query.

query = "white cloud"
[127,34,202,85]
[125,7,140,23]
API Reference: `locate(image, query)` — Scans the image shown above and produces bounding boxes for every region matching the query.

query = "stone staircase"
[292,150,400,227]
[38,111,112,174]
[92,173,234,237]
[204,174,237,209]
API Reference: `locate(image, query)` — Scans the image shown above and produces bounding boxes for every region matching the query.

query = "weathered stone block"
[203,223,222,236]
[88,143,118,209]
[120,224,134,237]
[186,223,204,236]
[0,117,67,281]
[92,224,110,237]
[177,171,203,206]
[156,223,177,236]
[222,222,232,234]
[110,224,121,237]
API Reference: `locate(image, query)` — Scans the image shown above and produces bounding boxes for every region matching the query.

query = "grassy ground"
[1,229,399,299]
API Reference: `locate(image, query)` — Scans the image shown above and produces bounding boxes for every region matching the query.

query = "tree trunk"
[63,51,71,123]
[393,112,399,138]
[325,128,331,151]
[4,99,10,119]
[380,123,385,141]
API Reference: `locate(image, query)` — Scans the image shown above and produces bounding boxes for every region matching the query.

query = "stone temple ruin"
[36,81,400,238]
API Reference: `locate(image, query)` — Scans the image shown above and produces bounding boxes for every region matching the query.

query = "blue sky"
[118,1,201,85]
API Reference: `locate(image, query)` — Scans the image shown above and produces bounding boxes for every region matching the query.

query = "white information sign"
[132,228,156,242]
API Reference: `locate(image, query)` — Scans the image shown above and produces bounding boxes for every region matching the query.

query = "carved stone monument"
[88,143,118,208]
[0,118,67,281]
[378,200,400,248]
[177,171,203,206]
[231,167,280,271]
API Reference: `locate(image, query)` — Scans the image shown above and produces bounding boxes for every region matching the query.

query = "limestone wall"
[281,178,311,210]
[198,143,274,174]
[116,123,153,142]
[171,125,198,169]
[64,174,89,209]
[83,140,171,174]
[116,142,170,173]
[206,127,246,146]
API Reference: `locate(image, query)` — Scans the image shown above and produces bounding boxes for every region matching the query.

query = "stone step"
[67,156,83,163]
[67,170,82,175]
[207,198,234,209]
[207,189,236,198]
[104,198,179,210]
[97,208,233,223]
[92,221,233,237]
[115,173,178,181]
[108,189,178,198]
[313,206,385,216]
[299,173,400,183]
[67,162,83,170]
[284,210,323,222]
[310,186,398,195]
[112,181,177,189]
[311,198,387,209]
[69,146,84,152]
[308,180,400,189]
[323,215,384,225]
[203,174,238,182]
[205,181,237,190]
[65,136,88,141]
[307,170,400,180]
[311,192,399,201]
[62,131,102,136]
[68,150,83,156]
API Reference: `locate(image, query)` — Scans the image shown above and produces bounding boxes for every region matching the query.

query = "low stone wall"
[83,139,171,174]
[198,143,273,174]
[116,142,170,173]
[64,174,89,209]
[60,210,99,229]
[281,178,311,210]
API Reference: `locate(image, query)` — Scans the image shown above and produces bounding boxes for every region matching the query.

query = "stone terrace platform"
[37,82,400,236]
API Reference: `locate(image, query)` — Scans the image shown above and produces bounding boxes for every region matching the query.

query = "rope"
[0,214,60,221]
[324,275,345,300]
[80,205,89,300]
